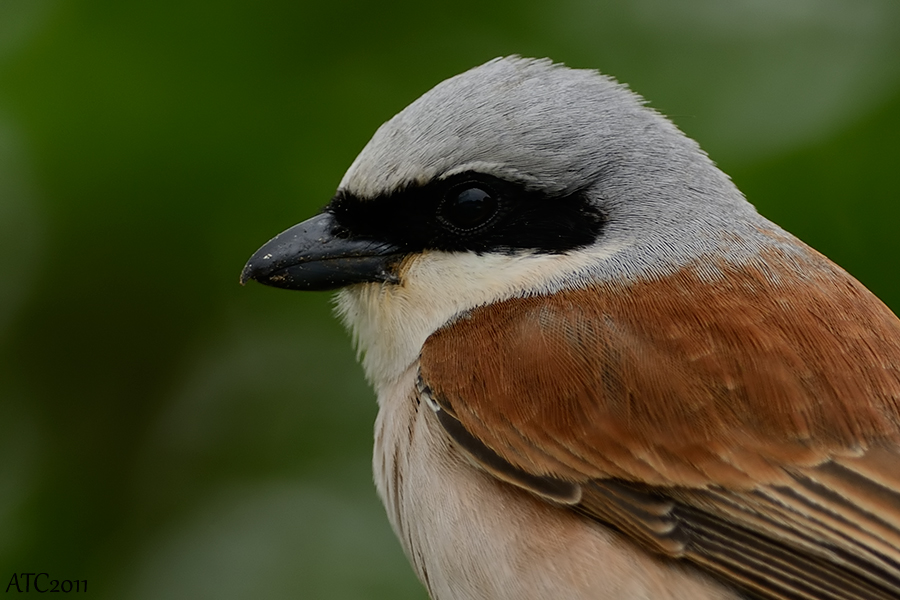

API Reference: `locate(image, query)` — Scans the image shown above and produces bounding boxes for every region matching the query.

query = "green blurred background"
[1,0,898,598]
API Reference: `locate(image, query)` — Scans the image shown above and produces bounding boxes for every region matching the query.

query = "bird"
[240,57,900,599]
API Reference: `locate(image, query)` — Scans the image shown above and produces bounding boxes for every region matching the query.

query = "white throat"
[335,245,628,394]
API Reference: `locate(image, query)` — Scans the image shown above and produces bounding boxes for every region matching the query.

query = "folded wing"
[418,251,900,600]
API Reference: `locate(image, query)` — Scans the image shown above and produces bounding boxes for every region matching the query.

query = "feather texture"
[418,241,900,599]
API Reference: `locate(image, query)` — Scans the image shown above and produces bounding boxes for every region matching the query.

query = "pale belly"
[371,368,740,600]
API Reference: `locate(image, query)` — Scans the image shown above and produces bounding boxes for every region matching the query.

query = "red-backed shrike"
[242,57,900,599]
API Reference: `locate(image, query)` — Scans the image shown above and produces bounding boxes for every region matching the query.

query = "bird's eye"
[438,185,499,232]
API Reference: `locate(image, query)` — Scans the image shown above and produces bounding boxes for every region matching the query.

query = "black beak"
[240,212,403,291]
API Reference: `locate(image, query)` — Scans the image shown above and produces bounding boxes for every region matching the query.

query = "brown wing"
[418,249,900,600]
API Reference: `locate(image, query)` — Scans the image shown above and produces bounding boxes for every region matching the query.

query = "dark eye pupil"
[441,186,498,231]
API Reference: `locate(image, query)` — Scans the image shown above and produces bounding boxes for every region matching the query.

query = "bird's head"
[241,56,790,388]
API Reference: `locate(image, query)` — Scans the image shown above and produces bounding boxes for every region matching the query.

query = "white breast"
[372,365,740,600]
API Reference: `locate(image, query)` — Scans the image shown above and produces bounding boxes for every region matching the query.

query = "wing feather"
[418,251,900,598]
